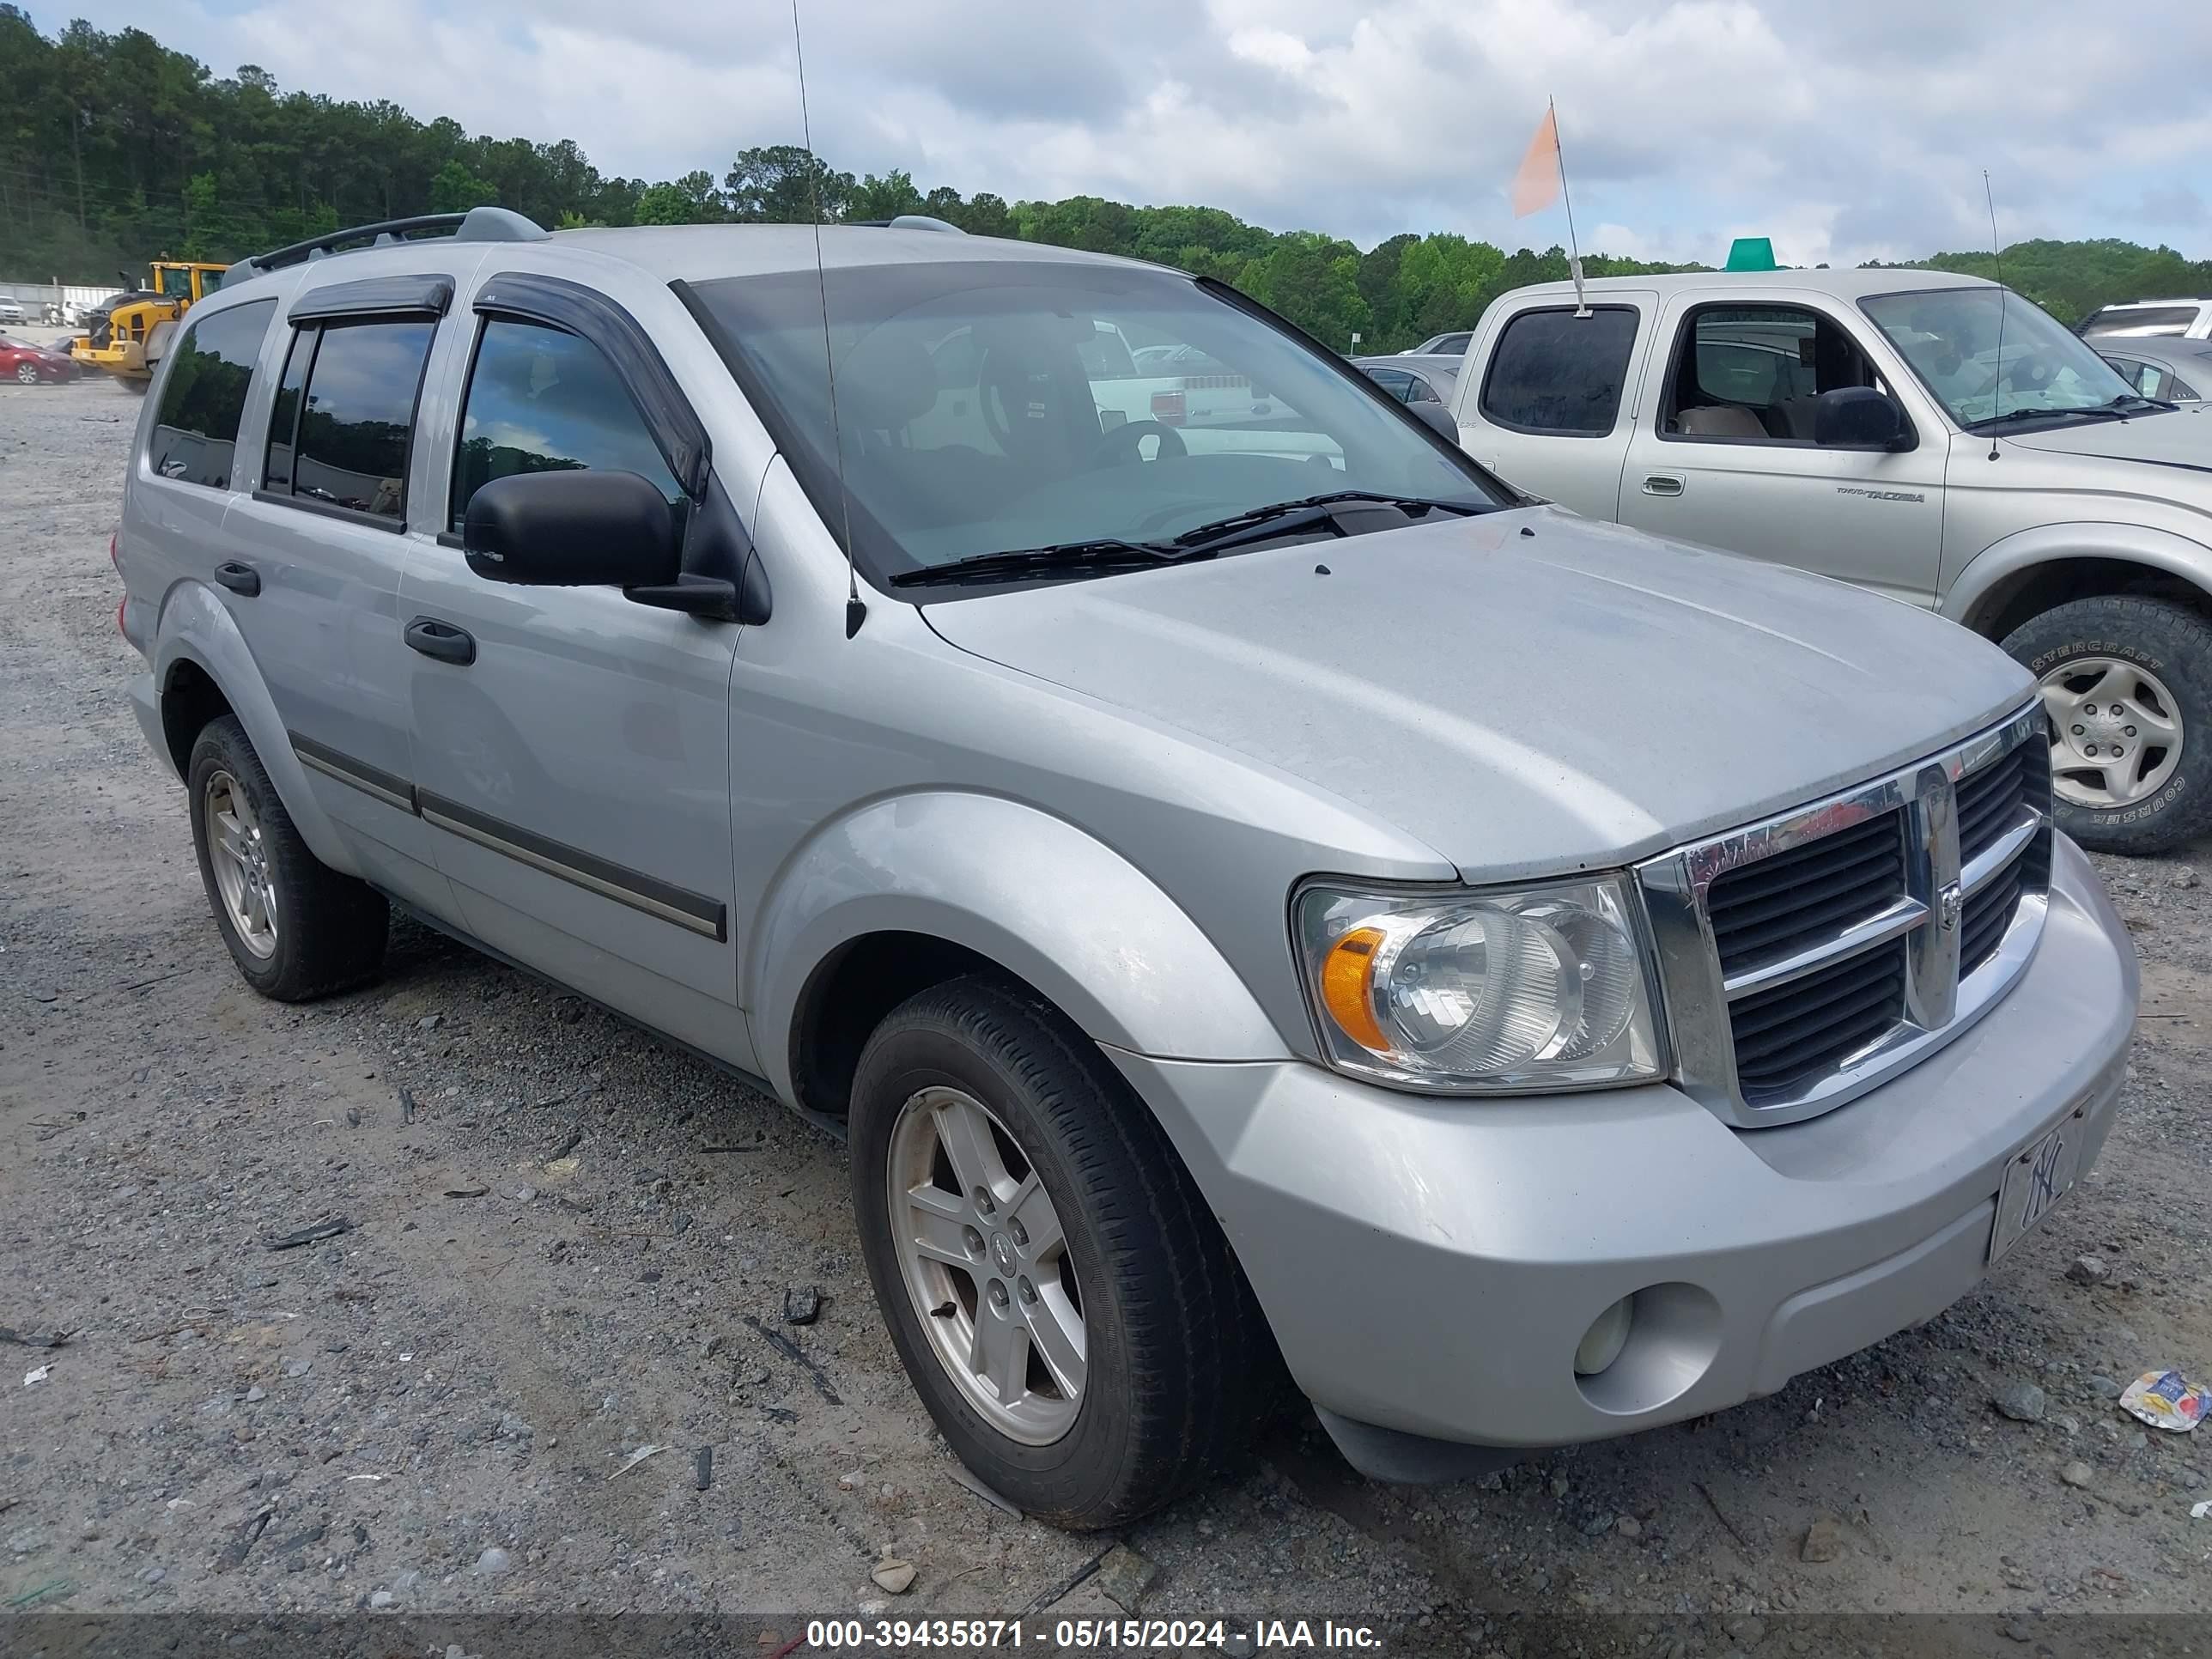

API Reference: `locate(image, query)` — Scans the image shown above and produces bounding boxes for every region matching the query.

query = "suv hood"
[1997,405,2212,474]
[921,508,2034,878]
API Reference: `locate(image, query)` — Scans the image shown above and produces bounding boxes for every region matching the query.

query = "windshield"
[1861,287,2141,428]
[689,260,1502,586]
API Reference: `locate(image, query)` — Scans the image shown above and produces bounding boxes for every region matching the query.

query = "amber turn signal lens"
[1319,926,1391,1054]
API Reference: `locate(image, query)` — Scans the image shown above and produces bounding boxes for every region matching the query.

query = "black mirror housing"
[1814,386,1908,449]
[1409,399,1460,443]
[463,469,682,588]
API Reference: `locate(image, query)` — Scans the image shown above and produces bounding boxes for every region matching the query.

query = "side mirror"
[464,470,681,589]
[1408,399,1462,444]
[1814,386,1908,449]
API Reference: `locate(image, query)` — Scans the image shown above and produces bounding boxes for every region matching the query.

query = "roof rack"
[229,206,550,280]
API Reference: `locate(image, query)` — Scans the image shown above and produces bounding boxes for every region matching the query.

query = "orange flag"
[1510,106,1561,218]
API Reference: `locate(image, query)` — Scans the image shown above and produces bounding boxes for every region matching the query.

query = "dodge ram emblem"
[1938,884,1963,933]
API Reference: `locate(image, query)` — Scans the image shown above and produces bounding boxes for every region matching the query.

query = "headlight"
[1294,876,1665,1093]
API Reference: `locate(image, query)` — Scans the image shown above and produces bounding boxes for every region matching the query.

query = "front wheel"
[15,362,38,385]
[2002,594,2212,854]
[849,977,1270,1528]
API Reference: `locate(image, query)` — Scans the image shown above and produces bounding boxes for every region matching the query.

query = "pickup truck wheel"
[850,976,1264,1528]
[2003,595,2212,854]
[186,716,389,1000]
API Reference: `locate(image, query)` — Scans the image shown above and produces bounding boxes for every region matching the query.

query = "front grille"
[1640,705,2051,1125]
[1730,939,1908,1103]
[1707,811,1906,976]
[89,318,112,349]
[1958,744,2035,866]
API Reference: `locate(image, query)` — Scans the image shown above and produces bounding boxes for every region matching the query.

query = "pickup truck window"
[1480,306,1638,437]
[149,299,275,491]
[1863,287,2140,431]
[690,261,1501,585]
[1660,304,1881,444]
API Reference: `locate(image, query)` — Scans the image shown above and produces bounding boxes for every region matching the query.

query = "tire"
[122,376,149,395]
[15,362,37,385]
[849,976,1273,1528]
[2002,594,2212,855]
[186,715,389,1000]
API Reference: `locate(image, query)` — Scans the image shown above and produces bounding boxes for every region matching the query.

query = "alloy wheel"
[204,769,278,958]
[886,1085,1085,1444]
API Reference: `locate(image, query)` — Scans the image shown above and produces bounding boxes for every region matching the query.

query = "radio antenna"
[1984,169,2006,462]
[791,0,864,636]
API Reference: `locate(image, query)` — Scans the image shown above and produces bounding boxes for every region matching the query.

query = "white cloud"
[46,0,2212,261]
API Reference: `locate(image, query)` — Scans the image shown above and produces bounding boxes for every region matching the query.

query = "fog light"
[1574,1296,1633,1377]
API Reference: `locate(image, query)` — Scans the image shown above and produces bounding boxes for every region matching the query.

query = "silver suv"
[116,208,2136,1527]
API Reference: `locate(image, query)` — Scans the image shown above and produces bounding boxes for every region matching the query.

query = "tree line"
[4,9,2207,349]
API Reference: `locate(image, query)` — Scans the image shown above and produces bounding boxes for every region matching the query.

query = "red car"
[0,335,77,385]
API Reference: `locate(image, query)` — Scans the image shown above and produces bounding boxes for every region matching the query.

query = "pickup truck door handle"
[213,561,260,597]
[1642,475,1685,497]
[404,616,476,666]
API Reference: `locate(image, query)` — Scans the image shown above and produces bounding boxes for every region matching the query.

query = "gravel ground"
[6,368,2212,1656]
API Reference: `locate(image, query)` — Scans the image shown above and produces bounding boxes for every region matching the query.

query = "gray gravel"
[7,371,2212,1649]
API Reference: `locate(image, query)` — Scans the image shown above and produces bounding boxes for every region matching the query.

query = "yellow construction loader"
[70,258,229,392]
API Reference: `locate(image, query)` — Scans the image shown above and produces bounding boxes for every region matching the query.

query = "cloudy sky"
[43,0,2212,264]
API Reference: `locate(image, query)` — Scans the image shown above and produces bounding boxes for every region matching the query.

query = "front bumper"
[1113,836,2135,1474]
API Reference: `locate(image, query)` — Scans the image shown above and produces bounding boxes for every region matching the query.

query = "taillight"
[1150,390,1186,426]
[116,596,129,637]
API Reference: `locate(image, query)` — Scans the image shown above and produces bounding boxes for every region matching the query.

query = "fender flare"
[153,580,361,877]
[747,792,1290,1103]
[1942,520,2212,634]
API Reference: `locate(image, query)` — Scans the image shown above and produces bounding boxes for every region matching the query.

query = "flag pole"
[1550,95,1589,317]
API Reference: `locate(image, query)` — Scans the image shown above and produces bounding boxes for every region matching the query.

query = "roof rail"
[229,206,550,280]
[843,214,965,234]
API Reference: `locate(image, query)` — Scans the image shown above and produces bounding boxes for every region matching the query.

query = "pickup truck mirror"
[1407,399,1461,444]
[463,470,683,589]
[1814,386,1909,450]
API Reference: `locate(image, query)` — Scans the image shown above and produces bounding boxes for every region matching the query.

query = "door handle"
[1642,475,1685,497]
[213,561,260,597]
[404,616,476,665]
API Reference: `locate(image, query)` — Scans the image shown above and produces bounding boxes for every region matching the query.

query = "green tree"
[1236,234,1372,349]
[848,168,923,222]
[428,157,497,213]
[633,181,693,224]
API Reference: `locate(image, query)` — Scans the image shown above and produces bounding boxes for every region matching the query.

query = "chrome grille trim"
[1638,703,2050,1127]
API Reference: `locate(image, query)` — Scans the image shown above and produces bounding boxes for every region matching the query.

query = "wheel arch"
[1943,523,2212,641]
[750,792,1291,1121]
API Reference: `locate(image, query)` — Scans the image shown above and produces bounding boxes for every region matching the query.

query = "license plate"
[1990,1106,2089,1263]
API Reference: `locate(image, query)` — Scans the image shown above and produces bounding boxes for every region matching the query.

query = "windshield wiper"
[889,537,1188,587]
[1170,490,1491,555]
[1965,402,2136,433]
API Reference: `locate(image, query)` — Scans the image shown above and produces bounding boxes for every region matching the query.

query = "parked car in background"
[115,208,2134,1528]
[0,299,26,325]
[1410,330,1472,357]
[2078,299,2212,342]
[0,334,78,383]
[2100,337,2212,403]
[1354,353,1458,406]
[1441,267,2212,854]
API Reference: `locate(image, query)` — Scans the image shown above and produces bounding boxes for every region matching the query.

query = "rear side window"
[1480,306,1638,436]
[1362,367,1417,403]
[261,318,436,522]
[149,301,274,489]
[450,319,685,535]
